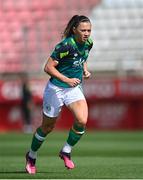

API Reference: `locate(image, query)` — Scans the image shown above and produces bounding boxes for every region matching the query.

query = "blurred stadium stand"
[0,0,142,78]
[0,0,100,75]
[89,0,143,77]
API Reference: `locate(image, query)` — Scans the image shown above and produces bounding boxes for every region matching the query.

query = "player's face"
[73,22,91,44]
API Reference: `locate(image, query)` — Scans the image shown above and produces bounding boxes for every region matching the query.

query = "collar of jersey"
[71,35,86,56]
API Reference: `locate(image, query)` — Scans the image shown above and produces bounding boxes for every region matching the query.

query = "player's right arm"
[44,57,80,87]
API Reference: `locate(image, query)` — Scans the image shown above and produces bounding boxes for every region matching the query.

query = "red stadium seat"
[0,0,99,73]
[2,0,14,11]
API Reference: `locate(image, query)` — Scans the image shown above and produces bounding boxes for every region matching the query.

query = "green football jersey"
[50,35,93,88]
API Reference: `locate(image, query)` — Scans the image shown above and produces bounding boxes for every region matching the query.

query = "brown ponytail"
[62,15,91,39]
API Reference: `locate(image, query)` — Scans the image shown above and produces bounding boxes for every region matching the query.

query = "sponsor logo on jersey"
[73,58,85,67]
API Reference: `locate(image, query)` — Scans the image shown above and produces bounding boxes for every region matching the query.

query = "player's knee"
[72,121,86,136]
[77,117,87,127]
[41,114,57,135]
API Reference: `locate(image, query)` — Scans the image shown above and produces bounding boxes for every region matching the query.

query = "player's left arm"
[83,61,91,79]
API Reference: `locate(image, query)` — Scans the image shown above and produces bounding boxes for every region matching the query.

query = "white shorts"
[43,81,85,117]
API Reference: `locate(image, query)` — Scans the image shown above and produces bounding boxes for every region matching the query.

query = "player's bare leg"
[25,114,57,174]
[59,99,88,169]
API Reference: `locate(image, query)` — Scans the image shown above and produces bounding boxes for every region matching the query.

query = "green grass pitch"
[0,131,143,179]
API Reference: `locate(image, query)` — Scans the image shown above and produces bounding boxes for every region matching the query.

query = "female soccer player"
[25,14,93,174]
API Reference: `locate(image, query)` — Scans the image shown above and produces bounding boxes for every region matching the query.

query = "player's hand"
[66,78,81,87]
[83,70,91,79]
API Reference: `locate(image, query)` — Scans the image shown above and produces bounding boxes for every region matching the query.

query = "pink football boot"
[59,151,75,169]
[25,152,36,174]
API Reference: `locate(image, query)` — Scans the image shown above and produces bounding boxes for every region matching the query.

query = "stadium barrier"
[0,78,143,132]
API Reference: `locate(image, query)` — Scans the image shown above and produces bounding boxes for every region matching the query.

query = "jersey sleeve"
[50,42,72,62]
[84,38,93,62]
[87,37,93,51]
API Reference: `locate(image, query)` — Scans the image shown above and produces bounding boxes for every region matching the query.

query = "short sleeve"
[50,42,71,62]
[87,38,93,51]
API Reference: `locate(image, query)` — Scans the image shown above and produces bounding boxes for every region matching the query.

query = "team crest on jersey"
[74,53,78,57]
[46,105,51,112]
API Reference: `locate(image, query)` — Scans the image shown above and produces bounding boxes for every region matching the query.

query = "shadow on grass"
[0,170,65,174]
